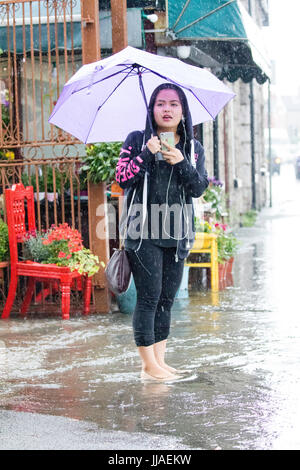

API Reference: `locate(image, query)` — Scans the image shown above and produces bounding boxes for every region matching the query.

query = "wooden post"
[111,0,128,53]
[81,0,101,63]
[88,181,111,313]
[111,0,128,235]
[81,1,110,313]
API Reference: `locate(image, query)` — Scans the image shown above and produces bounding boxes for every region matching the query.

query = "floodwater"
[1,163,300,450]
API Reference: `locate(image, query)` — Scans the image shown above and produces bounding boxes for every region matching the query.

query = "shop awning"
[166,0,271,83]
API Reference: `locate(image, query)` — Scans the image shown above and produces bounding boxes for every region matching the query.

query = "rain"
[1,0,300,453]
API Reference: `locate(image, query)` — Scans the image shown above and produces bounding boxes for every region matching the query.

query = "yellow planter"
[193,232,217,250]
[185,232,219,292]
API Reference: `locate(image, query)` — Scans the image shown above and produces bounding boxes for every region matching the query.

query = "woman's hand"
[146,135,161,155]
[161,141,184,165]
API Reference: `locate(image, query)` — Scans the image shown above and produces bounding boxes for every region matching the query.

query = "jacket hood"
[144,83,194,162]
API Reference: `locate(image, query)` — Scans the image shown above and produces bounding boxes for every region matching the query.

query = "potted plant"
[203,176,227,221]
[82,142,122,187]
[21,167,63,202]
[194,219,214,249]
[214,223,239,278]
[23,223,104,277]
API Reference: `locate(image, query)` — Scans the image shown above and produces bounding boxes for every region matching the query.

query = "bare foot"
[158,362,190,375]
[141,370,180,382]
[142,365,177,380]
[156,362,178,374]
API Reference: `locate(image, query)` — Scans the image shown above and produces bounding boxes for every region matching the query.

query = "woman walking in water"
[116,83,209,381]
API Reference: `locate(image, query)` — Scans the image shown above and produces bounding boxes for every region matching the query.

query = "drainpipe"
[250,80,256,210]
[223,108,230,209]
[213,117,219,179]
[268,79,272,207]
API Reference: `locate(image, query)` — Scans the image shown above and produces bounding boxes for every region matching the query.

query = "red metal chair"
[1,183,92,320]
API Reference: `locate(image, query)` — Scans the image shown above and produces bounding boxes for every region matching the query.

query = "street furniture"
[1,184,92,320]
[185,232,219,292]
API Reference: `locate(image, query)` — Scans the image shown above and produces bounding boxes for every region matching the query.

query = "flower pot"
[116,277,137,314]
[46,192,55,202]
[227,257,234,274]
[110,181,123,198]
[218,262,226,281]
[34,192,45,201]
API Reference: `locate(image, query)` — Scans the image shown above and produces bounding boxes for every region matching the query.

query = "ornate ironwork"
[0,0,83,149]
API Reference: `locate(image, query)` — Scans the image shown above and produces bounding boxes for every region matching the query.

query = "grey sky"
[265,0,300,95]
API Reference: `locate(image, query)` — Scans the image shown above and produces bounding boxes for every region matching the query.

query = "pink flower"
[58,251,66,258]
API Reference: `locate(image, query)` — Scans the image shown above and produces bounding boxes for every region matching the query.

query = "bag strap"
[119,186,136,248]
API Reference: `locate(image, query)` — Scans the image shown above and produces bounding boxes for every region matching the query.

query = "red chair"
[1,183,92,320]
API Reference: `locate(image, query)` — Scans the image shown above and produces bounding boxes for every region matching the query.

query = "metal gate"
[0,0,83,152]
[0,1,110,315]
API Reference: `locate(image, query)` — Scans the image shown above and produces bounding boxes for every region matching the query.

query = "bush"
[0,219,9,262]
[82,142,122,184]
[241,209,257,227]
[23,223,103,277]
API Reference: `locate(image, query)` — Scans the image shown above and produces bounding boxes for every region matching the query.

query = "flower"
[215,222,227,232]
[0,150,15,161]
[208,176,223,187]
[24,223,100,277]
[5,151,15,160]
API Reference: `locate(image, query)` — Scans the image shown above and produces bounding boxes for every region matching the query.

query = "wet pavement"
[1,163,300,450]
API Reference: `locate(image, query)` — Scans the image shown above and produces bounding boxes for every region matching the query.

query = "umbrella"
[48,46,235,143]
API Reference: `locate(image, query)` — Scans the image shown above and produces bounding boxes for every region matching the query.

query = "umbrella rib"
[140,67,216,120]
[72,64,135,95]
[84,67,134,143]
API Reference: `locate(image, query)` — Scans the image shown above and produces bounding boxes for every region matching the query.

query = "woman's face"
[153,88,183,133]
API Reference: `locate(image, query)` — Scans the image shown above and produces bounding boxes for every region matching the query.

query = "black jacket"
[116,130,209,260]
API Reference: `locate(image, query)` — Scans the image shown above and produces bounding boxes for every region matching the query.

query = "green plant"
[23,230,50,263]
[23,223,102,277]
[214,224,239,263]
[21,167,63,193]
[194,219,212,233]
[203,177,226,220]
[241,209,257,227]
[1,87,10,129]
[0,219,9,262]
[82,142,122,184]
[67,248,102,277]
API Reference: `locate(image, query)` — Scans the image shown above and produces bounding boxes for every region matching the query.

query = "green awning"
[167,0,271,83]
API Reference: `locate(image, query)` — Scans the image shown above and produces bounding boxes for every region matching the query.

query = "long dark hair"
[144,83,194,160]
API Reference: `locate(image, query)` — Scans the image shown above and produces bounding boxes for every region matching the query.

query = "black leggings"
[126,240,184,347]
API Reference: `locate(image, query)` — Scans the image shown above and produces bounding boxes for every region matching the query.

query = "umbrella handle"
[137,68,163,163]
[137,69,153,134]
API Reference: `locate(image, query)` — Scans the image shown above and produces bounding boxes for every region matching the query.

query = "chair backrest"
[4,183,36,264]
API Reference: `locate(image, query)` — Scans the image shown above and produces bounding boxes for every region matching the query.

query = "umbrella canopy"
[48,46,235,143]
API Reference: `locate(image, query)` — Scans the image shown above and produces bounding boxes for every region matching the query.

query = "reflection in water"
[1,165,300,449]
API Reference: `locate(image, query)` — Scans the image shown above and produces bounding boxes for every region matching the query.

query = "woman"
[116,83,209,381]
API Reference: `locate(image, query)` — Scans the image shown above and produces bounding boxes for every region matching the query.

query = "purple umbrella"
[49,46,235,143]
